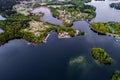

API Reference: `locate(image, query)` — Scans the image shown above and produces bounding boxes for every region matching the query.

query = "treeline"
[91,22,111,33]
[44,0,92,6]
[110,2,120,10]
[0,13,40,45]
[45,0,91,5]
[91,22,120,35]
[49,7,60,18]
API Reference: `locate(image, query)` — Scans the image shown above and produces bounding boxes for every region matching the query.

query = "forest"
[111,71,120,80]
[0,13,40,45]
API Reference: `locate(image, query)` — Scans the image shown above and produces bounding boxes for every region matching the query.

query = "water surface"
[87,0,120,22]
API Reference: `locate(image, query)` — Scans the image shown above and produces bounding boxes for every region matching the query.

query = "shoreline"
[89,23,120,41]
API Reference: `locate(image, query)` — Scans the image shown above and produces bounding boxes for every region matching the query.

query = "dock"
[43,34,50,43]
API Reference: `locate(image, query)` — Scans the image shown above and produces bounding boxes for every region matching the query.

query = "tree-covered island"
[111,70,120,80]
[91,48,112,64]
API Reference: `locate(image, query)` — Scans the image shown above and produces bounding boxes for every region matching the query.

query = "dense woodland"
[43,0,92,5]
[91,48,112,64]
[111,71,120,80]
[0,13,40,45]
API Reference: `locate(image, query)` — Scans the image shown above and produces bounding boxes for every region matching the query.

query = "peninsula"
[91,22,120,39]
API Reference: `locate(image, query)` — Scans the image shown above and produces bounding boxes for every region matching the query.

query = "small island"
[110,2,120,10]
[111,70,120,80]
[91,48,112,64]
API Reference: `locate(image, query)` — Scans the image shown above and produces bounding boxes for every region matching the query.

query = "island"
[110,2,120,10]
[91,48,112,64]
[91,22,120,39]
[111,70,120,80]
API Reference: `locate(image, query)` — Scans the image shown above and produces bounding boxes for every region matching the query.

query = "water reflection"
[87,0,120,22]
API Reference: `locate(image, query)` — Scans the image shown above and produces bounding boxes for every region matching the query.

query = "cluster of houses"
[24,20,49,37]
[58,30,79,38]
[58,32,71,38]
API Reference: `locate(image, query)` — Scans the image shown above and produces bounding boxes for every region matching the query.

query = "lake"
[0,0,120,80]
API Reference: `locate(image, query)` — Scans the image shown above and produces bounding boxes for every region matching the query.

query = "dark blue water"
[0,1,120,80]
